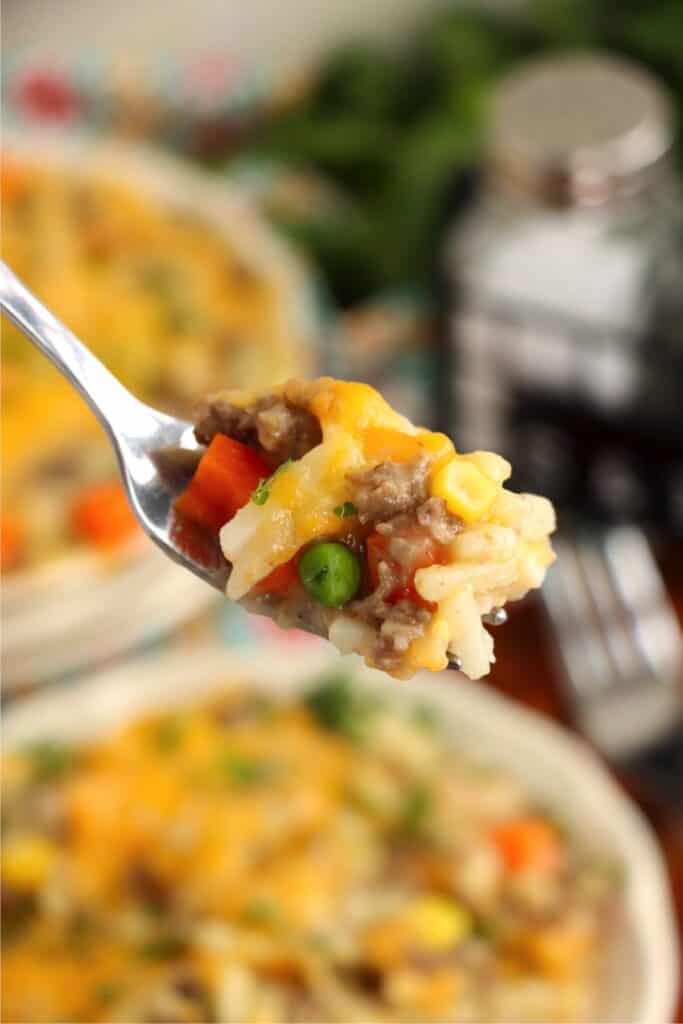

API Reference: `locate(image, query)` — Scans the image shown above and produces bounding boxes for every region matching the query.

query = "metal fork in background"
[542,526,683,806]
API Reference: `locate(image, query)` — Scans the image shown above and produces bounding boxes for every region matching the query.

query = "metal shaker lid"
[488,52,674,206]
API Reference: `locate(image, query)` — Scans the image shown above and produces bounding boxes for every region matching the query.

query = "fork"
[542,525,683,805]
[0,262,505,644]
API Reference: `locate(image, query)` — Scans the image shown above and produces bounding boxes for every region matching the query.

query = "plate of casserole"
[2,645,677,1023]
[1,131,320,689]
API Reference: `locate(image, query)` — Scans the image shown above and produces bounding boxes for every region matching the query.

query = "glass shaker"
[441,53,683,531]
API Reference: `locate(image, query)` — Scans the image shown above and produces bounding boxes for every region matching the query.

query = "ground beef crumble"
[195,394,322,464]
[243,586,333,642]
[348,456,431,524]
[347,496,461,670]
[349,559,431,671]
[376,498,462,546]
[416,496,463,543]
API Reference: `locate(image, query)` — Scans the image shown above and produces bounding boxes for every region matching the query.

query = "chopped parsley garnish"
[333,501,358,518]
[251,459,293,506]
[217,752,277,787]
[305,931,334,953]
[166,305,205,334]
[138,935,187,959]
[67,910,96,953]
[411,701,441,732]
[343,782,382,816]
[153,716,185,752]
[473,915,501,942]
[137,261,178,295]
[241,898,280,926]
[23,740,78,782]
[395,781,432,838]
[94,982,119,1005]
[304,674,382,743]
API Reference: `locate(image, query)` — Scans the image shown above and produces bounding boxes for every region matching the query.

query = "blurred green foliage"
[238,1,683,306]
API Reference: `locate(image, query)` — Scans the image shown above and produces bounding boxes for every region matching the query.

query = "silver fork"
[1,261,229,591]
[542,525,683,803]
[0,262,506,642]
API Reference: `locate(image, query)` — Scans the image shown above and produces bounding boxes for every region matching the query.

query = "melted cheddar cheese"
[2,675,618,1023]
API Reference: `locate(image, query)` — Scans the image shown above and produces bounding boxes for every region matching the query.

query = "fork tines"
[542,527,682,762]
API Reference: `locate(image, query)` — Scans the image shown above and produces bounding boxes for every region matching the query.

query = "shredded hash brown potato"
[179,378,556,679]
[2,673,619,1023]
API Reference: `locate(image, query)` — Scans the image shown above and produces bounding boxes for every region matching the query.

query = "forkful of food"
[1,261,556,680]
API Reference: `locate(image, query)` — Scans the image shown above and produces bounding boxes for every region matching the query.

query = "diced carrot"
[170,511,225,573]
[250,558,299,596]
[1,514,23,572]
[366,532,440,609]
[490,817,561,874]
[175,434,271,532]
[71,481,140,549]
[173,484,223,534]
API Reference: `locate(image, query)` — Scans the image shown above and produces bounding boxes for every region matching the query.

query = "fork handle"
[0,260,157,446]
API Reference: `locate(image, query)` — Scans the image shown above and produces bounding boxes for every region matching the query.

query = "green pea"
[298,542,361,607]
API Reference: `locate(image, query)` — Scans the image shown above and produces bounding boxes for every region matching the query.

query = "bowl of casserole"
[2,645,677,1022]
[1,132,320,690]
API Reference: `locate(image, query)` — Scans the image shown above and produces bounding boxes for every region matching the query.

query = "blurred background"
[2,0,682,1020]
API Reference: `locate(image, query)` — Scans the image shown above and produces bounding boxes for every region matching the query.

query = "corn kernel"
[406,896,470,950]
[430,458,498,522]
[2,833,56,890]
[465,450,512,484]
[523,918,595,978]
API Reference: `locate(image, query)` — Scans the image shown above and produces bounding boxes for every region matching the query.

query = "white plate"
[2,131,320,692]
[4,644,679,1024]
